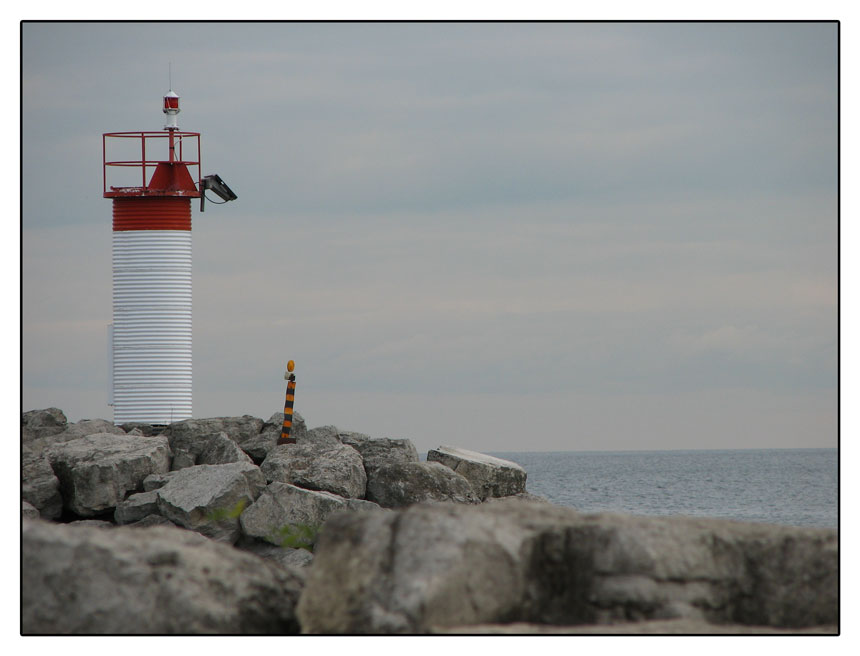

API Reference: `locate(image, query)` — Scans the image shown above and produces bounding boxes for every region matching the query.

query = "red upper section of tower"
[103,131,201,199]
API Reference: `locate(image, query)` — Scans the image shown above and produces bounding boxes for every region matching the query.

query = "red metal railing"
[103,131,201,197]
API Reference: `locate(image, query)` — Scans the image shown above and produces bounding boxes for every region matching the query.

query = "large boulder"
[296,499,838,634]
[154,462,267,544]
[427,446,527,500]
[260,428,366,499]
[22,519,303,634]
[166,427,254,471]
[240,482,383,546]
[21,407,68,444]
[21,450,63,519]
[45,433,171,517]
[338,432,420,473]
[364,461,479,508]
[164,416,264,466]
[23,411,125,455]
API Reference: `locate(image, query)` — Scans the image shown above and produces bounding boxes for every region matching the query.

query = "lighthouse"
[103,89,235,425]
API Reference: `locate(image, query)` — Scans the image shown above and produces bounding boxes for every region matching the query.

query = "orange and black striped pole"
[278,360,297,445]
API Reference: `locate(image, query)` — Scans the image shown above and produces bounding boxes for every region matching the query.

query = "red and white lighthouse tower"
[103,89,235,425]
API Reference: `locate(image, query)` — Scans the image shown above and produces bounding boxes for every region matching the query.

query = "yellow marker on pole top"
[278,360,297,445]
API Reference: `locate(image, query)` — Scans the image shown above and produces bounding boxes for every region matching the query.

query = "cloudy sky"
[21,21,837,454]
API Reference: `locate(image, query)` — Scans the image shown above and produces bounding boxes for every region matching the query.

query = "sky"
[20,21,838,455]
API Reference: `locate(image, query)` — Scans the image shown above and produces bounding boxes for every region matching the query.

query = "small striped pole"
[278,360,297,445]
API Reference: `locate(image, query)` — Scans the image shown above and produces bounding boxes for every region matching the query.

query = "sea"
[485,449,838,529]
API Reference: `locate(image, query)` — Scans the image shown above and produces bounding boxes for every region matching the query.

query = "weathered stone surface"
[166,427,254,471]
[22,407,68,443]
[237,538,315,572]
[364,461,480,508]
[22,450,63,519]
[23,412,126,455]
[22,500,40,519]
[432,620,839,634]
[240,482,360,546]
[114,490,160,525]
[46,433,171,517]
[338,432,420,474]
[118,422,162,436]
[246,412,309,462]
[127,514,176,529]
[154,462,267,544]
[70,519,114,529]
[297,500,838,634]
[427,446,527,501]
[260,434,366,499]
[22,519,303,634]
[198,432,253,466]
[164,416,265,464]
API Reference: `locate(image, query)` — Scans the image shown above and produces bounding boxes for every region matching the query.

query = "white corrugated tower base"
[112,230,192,424]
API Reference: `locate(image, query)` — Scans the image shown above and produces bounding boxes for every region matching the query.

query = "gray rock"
[22,519,303,634]
[338,432,420,474]
[154,462,267,544]
[364,461,480,508]
[296,499,838,634]
[237,539,315,571]
[260,435,366,499]
[164,416,264,467]
[114,490,160,524]
[427,446,527,500]
[22,500,40,519]
[247,412,308,462]
[69,519,114,529]
[240,482,352,546]
[21,407,68,444]
[198,431,253,466]
[118,422,162,436]
[432,620,839,634]
[22,449,63,519]
[127,514,176,529]
[142,469,181,491]
[23,412,125,456]
[45,433,171,517]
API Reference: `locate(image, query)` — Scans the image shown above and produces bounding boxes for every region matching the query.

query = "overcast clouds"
[21,22,837,453]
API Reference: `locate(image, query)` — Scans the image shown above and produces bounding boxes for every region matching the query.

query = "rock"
[240,482,362,547]
[164,416,264,467]
[296,499,838,634]
[21,450,63,519]
[22,500,40,519]
[118,422,162,436]
[45,433,171,517]
[364,461,480,508]
[237,538,315,571]
[260,433,366,499]
[432,620,839,634]
[69,519,114,529]
[114,490,160,525]
[22,519,303,634]
[198,432,253,466]
[22,407,68,443]
[127,514,176,529]
[338,432,420,473]
[427,446,527,500]
[166,428,253,471]
[154,462,267,544]
[247,412,308,462]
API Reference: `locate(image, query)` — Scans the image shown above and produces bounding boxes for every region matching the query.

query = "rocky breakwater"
[21,408,837,634]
